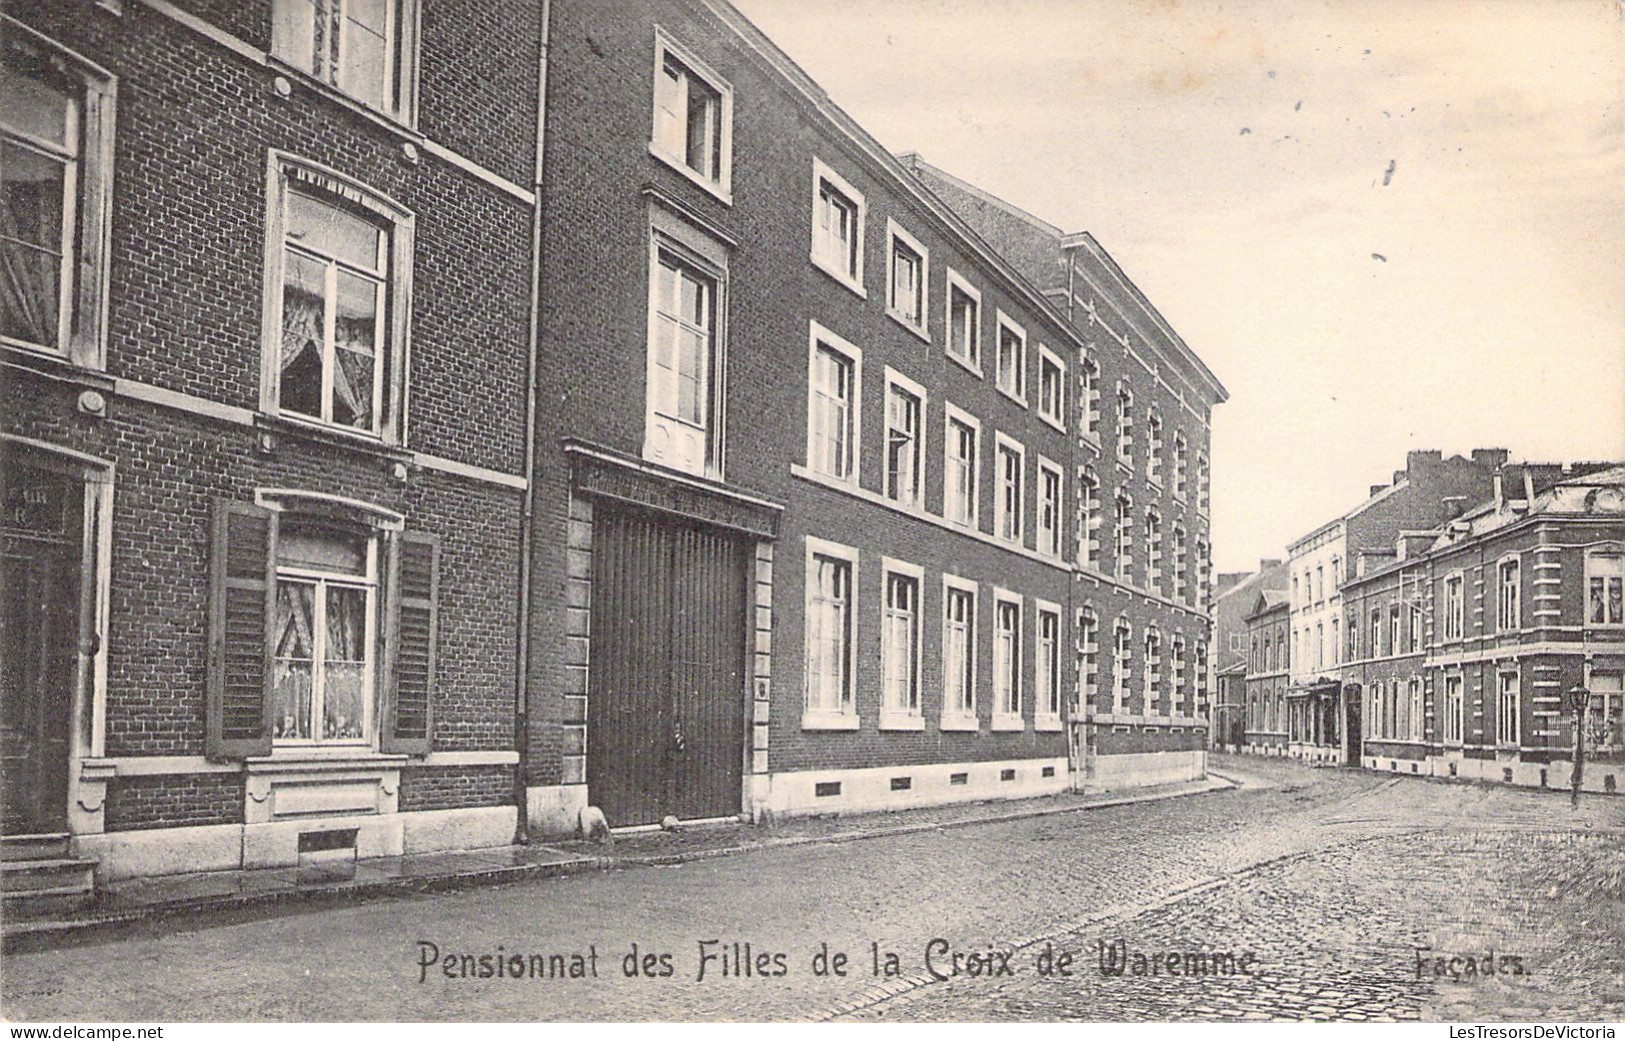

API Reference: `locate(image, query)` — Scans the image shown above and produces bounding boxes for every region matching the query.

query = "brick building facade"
[521,0,1227,832]
[1,0,538,891]
[1241,591,1290,755]
[1342,464,1624,793]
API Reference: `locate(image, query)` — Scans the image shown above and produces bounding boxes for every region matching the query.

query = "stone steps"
[1,836,97,917]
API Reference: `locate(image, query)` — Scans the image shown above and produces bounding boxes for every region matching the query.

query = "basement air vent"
[890,776,912,791]
[1041,766,1056,778]
[815,781,842,798]
[949,772,968,786]
[1000,768,1016,782]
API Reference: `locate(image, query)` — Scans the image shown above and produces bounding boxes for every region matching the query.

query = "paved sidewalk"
[3,773,1234,951]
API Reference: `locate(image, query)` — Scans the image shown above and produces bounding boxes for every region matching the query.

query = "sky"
[731,0,1625,573]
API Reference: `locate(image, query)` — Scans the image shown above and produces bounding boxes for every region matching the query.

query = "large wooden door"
[1,466,82,835]
[587,508,747,827]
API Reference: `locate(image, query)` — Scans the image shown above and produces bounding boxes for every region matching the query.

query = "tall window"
[946,270,981,369]
[805,548,854,719]
[271,0,419,117]
[1389,604,1402,655]
[1314,622,1324,670]
[1196,452,1210,514]
[993,596,1022,724]
[272,519,377,743]
[943,581,977,722]
[1496,671,1519,746]
[1037,461,1062,557]
[1145,507,1163,591]
[945,408,979,527]
[646,246,723,469]
[1037,606,1062,721]
[881,567,921,718]
[1114,491,1134,583]
[995,314,1026,401]
[1443,574,1465,640]
[1171,635,1187,715]
[886,221,927,333]
[1038,347,1065,428]
[1330,616,1340,665]
[995,437,1024,544]
[1443,673,1464,743]
[1586,549,1623,626]
[1370,608,1382,656]
[1079,607,1099,711]
[1408,677,1424,741]
[1172,433,1188,499]
[1115,384,1135,466]
[1,34,113,364]
[1496,558,1520,631]
[1113,619,1132,712]
[267,162,411,441]
[811,160,864,292]
[1587,672,1623,755]
[1144,628,1162,715]
[1146,411,1163,484]
[1078,465,1101,567]
[651,37,732,195]
[883,374,924,506]
[807,329,859,482]
[1409,604,1424,652]
[1080,354,1100,436]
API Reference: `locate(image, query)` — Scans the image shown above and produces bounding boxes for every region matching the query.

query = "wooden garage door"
[587,508,746,827]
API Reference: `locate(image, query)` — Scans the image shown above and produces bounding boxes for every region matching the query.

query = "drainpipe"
[513,0,552,844]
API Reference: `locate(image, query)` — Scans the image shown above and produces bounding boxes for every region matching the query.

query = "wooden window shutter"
[207,501,277,760]
[383,530,438,754]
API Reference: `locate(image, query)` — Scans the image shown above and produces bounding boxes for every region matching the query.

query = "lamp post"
[1567,684,1589,808]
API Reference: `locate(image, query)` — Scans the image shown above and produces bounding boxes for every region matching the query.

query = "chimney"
[1493,470,1504,510]
[1523,467,1535,505]
[1393,470,1406,485]
[1260,558,1283,569]
[1406,449,1443,475]
[1442,495,1468,520]
[1369,484,1387,498]
[1471,448,1510,469]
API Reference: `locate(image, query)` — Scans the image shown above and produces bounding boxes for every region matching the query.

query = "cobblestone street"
[3,756,1620,1022]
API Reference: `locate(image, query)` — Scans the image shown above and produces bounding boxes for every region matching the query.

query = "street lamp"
[1567,684,1589,808]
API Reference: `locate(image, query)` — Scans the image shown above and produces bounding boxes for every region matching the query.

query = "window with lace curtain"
[262,156,412,442]
[272,516,377,744]
[0,22,115,366]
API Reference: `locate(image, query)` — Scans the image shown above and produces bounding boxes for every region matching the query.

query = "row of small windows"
[1077,469,1209,609]
[1290,558,1342,608]
[803,538,1064,732]
[805,323,1066,558]
[1076,609,1207,718]
[1112,384,1208,513]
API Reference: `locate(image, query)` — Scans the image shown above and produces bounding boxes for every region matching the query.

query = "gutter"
[513,0,552,843]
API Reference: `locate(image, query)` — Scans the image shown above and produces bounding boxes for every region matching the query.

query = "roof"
[1243,589,1289,620]
[1428,462,1625,550]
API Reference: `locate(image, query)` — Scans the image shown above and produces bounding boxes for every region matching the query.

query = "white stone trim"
[762,757,1067,818]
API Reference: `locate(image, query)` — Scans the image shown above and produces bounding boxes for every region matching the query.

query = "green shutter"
[207,501,277,760]
[382,530,438,755]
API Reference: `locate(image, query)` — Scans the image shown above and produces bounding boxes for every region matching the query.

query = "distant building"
[1283,449,1510,764]
[1341,463,1624,792]
[1242,591,1291,755]
[1211,559,1287,749]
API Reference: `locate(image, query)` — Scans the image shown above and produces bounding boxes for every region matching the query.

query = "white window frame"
[884,218,929,339]
[1442,572,1465,641]
[1442,671,1464,744]
[0,20,116,369]
[944,267,982,375]
[993,431,1025,546]
[1114,490,1134,584]
[649,29,734,203]
[1034,599,1063,731]
[803,536,860,730]
[1113,618,1133,713]
[1585,547,1624,628]
[1146,409,1164,486]
[1409,676,1424,741]
[1036,455,1063,559]
[1036,343,1066,432]
[1078,464,1101,568]
[1115,382,1135,469]
[261,152,414,446]
[940,573,979,731]
[270,0,422,123]
[943,402,981,530]
[1079,351,1101,440]
[882,367,927,509]
[1078,606,1099,713]
[809,157,866,297]
[805,320,862,485]
[1496,669,1520,747]
[1171,431,1188,501]
[994,310,1027,405]
[644,221,727,478]
[271,524,380,747]
[991,588,1024,731]
[879,556,926,730]
[1144,626,1162,717]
